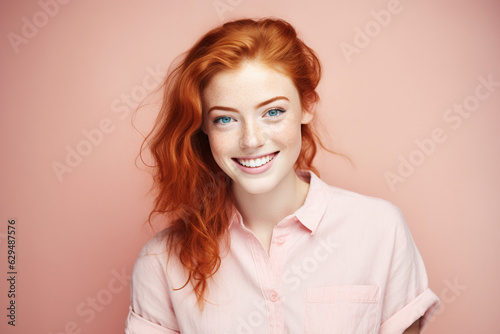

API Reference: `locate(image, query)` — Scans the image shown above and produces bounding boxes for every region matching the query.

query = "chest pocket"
[304,285,380,334]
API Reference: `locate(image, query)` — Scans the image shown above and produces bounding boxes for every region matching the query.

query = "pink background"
[1,0,499,333]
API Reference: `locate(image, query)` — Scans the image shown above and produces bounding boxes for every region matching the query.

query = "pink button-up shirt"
[125,171,440,334]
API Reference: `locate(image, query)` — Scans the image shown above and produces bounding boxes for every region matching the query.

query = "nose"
[240,119,265,149]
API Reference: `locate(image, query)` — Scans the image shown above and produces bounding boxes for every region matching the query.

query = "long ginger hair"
[141,17,330,309]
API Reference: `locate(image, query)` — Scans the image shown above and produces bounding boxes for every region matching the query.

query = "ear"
[301,107,314,125]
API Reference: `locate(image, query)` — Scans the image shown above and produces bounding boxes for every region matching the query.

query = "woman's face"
[202,61,313,196]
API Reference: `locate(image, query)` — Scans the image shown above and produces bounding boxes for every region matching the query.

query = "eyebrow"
[207,96,289,114]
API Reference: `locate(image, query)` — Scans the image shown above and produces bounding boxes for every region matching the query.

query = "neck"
[231,170,310,232]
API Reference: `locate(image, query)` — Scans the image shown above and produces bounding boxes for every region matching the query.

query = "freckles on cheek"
[208,133,230,155]
[276,123,302,145]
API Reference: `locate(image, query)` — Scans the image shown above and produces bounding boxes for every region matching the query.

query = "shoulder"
[325,183,404,227]
[302,170,407,234]
[138,228,171,257]
[317,179,424,270]
[332,185,402,216]
[318,185,409,244]
[131,228,173,282]
[127,228,181,331]
[307,170,401,216]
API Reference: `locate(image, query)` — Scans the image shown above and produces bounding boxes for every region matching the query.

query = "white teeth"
[237,154,275,168]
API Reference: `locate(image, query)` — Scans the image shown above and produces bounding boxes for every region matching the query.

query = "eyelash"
[212,108,286,124]
[265,108,286,118]
[213,116,233,124]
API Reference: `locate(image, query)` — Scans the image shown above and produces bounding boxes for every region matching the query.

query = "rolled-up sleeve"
[125,236,180,334]
[126,306,179,334]
[379,205,440,334]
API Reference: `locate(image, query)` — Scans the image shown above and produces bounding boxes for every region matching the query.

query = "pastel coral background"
[1,0,499,333]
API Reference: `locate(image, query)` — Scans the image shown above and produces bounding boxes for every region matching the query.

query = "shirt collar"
[227,170,330,234]
[293,170,330,234]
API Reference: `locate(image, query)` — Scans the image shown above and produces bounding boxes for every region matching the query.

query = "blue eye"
[214,116,232,124]
[266,108,285,117]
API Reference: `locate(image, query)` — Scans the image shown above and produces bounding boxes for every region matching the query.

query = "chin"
[235,181,277,196]
[230,169,284,195]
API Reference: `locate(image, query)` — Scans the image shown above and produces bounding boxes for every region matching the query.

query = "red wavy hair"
[141,17,334,309]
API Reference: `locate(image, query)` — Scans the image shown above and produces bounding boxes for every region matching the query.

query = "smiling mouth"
[233,152,278,168]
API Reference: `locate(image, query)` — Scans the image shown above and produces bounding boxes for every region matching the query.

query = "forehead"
[202,61,299,107]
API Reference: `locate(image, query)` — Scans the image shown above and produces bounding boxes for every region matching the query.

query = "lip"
[232,151,279,175]
[232,152,273,160]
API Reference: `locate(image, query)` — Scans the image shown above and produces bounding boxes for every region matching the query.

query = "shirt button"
[276,236,286,245]
[270,291,280,302]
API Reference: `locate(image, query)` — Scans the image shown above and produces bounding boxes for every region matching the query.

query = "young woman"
[125,18,440,334]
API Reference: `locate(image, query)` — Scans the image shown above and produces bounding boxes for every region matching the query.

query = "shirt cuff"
[379,288,440,334]
[125,305,180,334]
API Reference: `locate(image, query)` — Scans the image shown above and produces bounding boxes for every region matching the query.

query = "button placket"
[269,290,280,302]
[278,236,286,245]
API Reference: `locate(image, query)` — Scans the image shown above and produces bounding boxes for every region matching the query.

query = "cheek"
[274,119,303,148]
[207,132,231,161]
